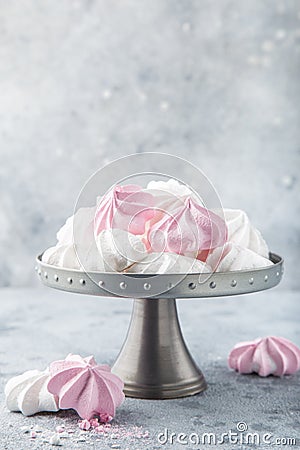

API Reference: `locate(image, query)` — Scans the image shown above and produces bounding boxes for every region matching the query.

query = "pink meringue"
[147,197,227,258]
[47,354,124,420]
[228,337,300,377]
[94,184,154,236]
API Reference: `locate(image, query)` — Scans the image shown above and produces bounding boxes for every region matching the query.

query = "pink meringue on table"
[94,184,155,236]
[228,337,300,377]
[47,354,124,420]
[147,197,227,258]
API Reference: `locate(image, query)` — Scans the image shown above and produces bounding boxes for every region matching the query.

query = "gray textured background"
[0,0,299,288]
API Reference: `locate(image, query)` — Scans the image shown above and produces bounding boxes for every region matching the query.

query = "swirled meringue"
[207,242,273,272]
[147,179,194,198]
[95,229,147,272]
[147,197,227,258]
[94,184,154,236]
[57,206,96,245]
[224,209,269,258]
[228,337,300,377]
[47,354,124,420]
[42,206,105,271]
[5,369,59,416]
[42,243,105,271]
[146,179,199,211]
[126,252,211,274]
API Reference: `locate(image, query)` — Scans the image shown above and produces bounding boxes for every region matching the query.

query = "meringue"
[148,197,227,258]
[94,184,154,236]
[146,179,200,211]
[42,206,105,271]
[95,229,147,272]
[127,252,211,274]
[42,243,105,272]
[207,242,273,272]
[228,336,300,377]
[147,178,194,197]
[42,179,274,275]
[47,354,124,420]
[5,369,59,416]
[57,206,96,246]
[224,209,269,258]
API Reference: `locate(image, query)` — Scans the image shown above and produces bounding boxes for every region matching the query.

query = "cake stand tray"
[36,252,283,399]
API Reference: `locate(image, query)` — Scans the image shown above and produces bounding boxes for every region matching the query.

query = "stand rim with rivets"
[36,252,283,399]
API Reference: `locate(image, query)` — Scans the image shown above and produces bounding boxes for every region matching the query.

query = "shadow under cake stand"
[36,252,283,400]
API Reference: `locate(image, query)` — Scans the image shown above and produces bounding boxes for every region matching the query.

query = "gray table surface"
[0,286,299,449]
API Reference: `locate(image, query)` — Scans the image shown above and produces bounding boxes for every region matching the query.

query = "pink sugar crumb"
[30,431,37,439]
[89,418,99,428]
[56,426,65,433]
[78,419,91,431]
[99,413,113,423]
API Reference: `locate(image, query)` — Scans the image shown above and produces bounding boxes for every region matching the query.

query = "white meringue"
[42,206,105,271]
[57,206,96,245]
[42,243,105,271]
[126,252,211,274]
[95,229,147,272]
[207,242,273,272]
[5,369,59,416]
[146,179,202,211]
[224,209,269,258]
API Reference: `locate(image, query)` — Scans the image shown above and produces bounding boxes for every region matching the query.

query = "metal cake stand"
[36,252,283,400]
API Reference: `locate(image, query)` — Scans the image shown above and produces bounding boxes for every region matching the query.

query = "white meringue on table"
[207,242,273,272]
[95,229,148,272]
[126,252,212,274]
[224,209,269,258]
[5,369,59,416]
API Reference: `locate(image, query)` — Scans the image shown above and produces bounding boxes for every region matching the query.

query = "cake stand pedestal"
[36,253,283,399]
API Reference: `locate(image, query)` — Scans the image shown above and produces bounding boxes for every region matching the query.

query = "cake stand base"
[112,298,207,399]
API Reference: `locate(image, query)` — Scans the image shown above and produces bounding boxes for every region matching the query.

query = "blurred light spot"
[275,29,286,40]
[102,90,112,100]
[137,91,147,102]
[247,55,260,66]
[281,175,296,189]
[273,116,282,126]
[261,40,274,52]
[160,101,169,111]
[55,148,63,157]
[182,22,191,33]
